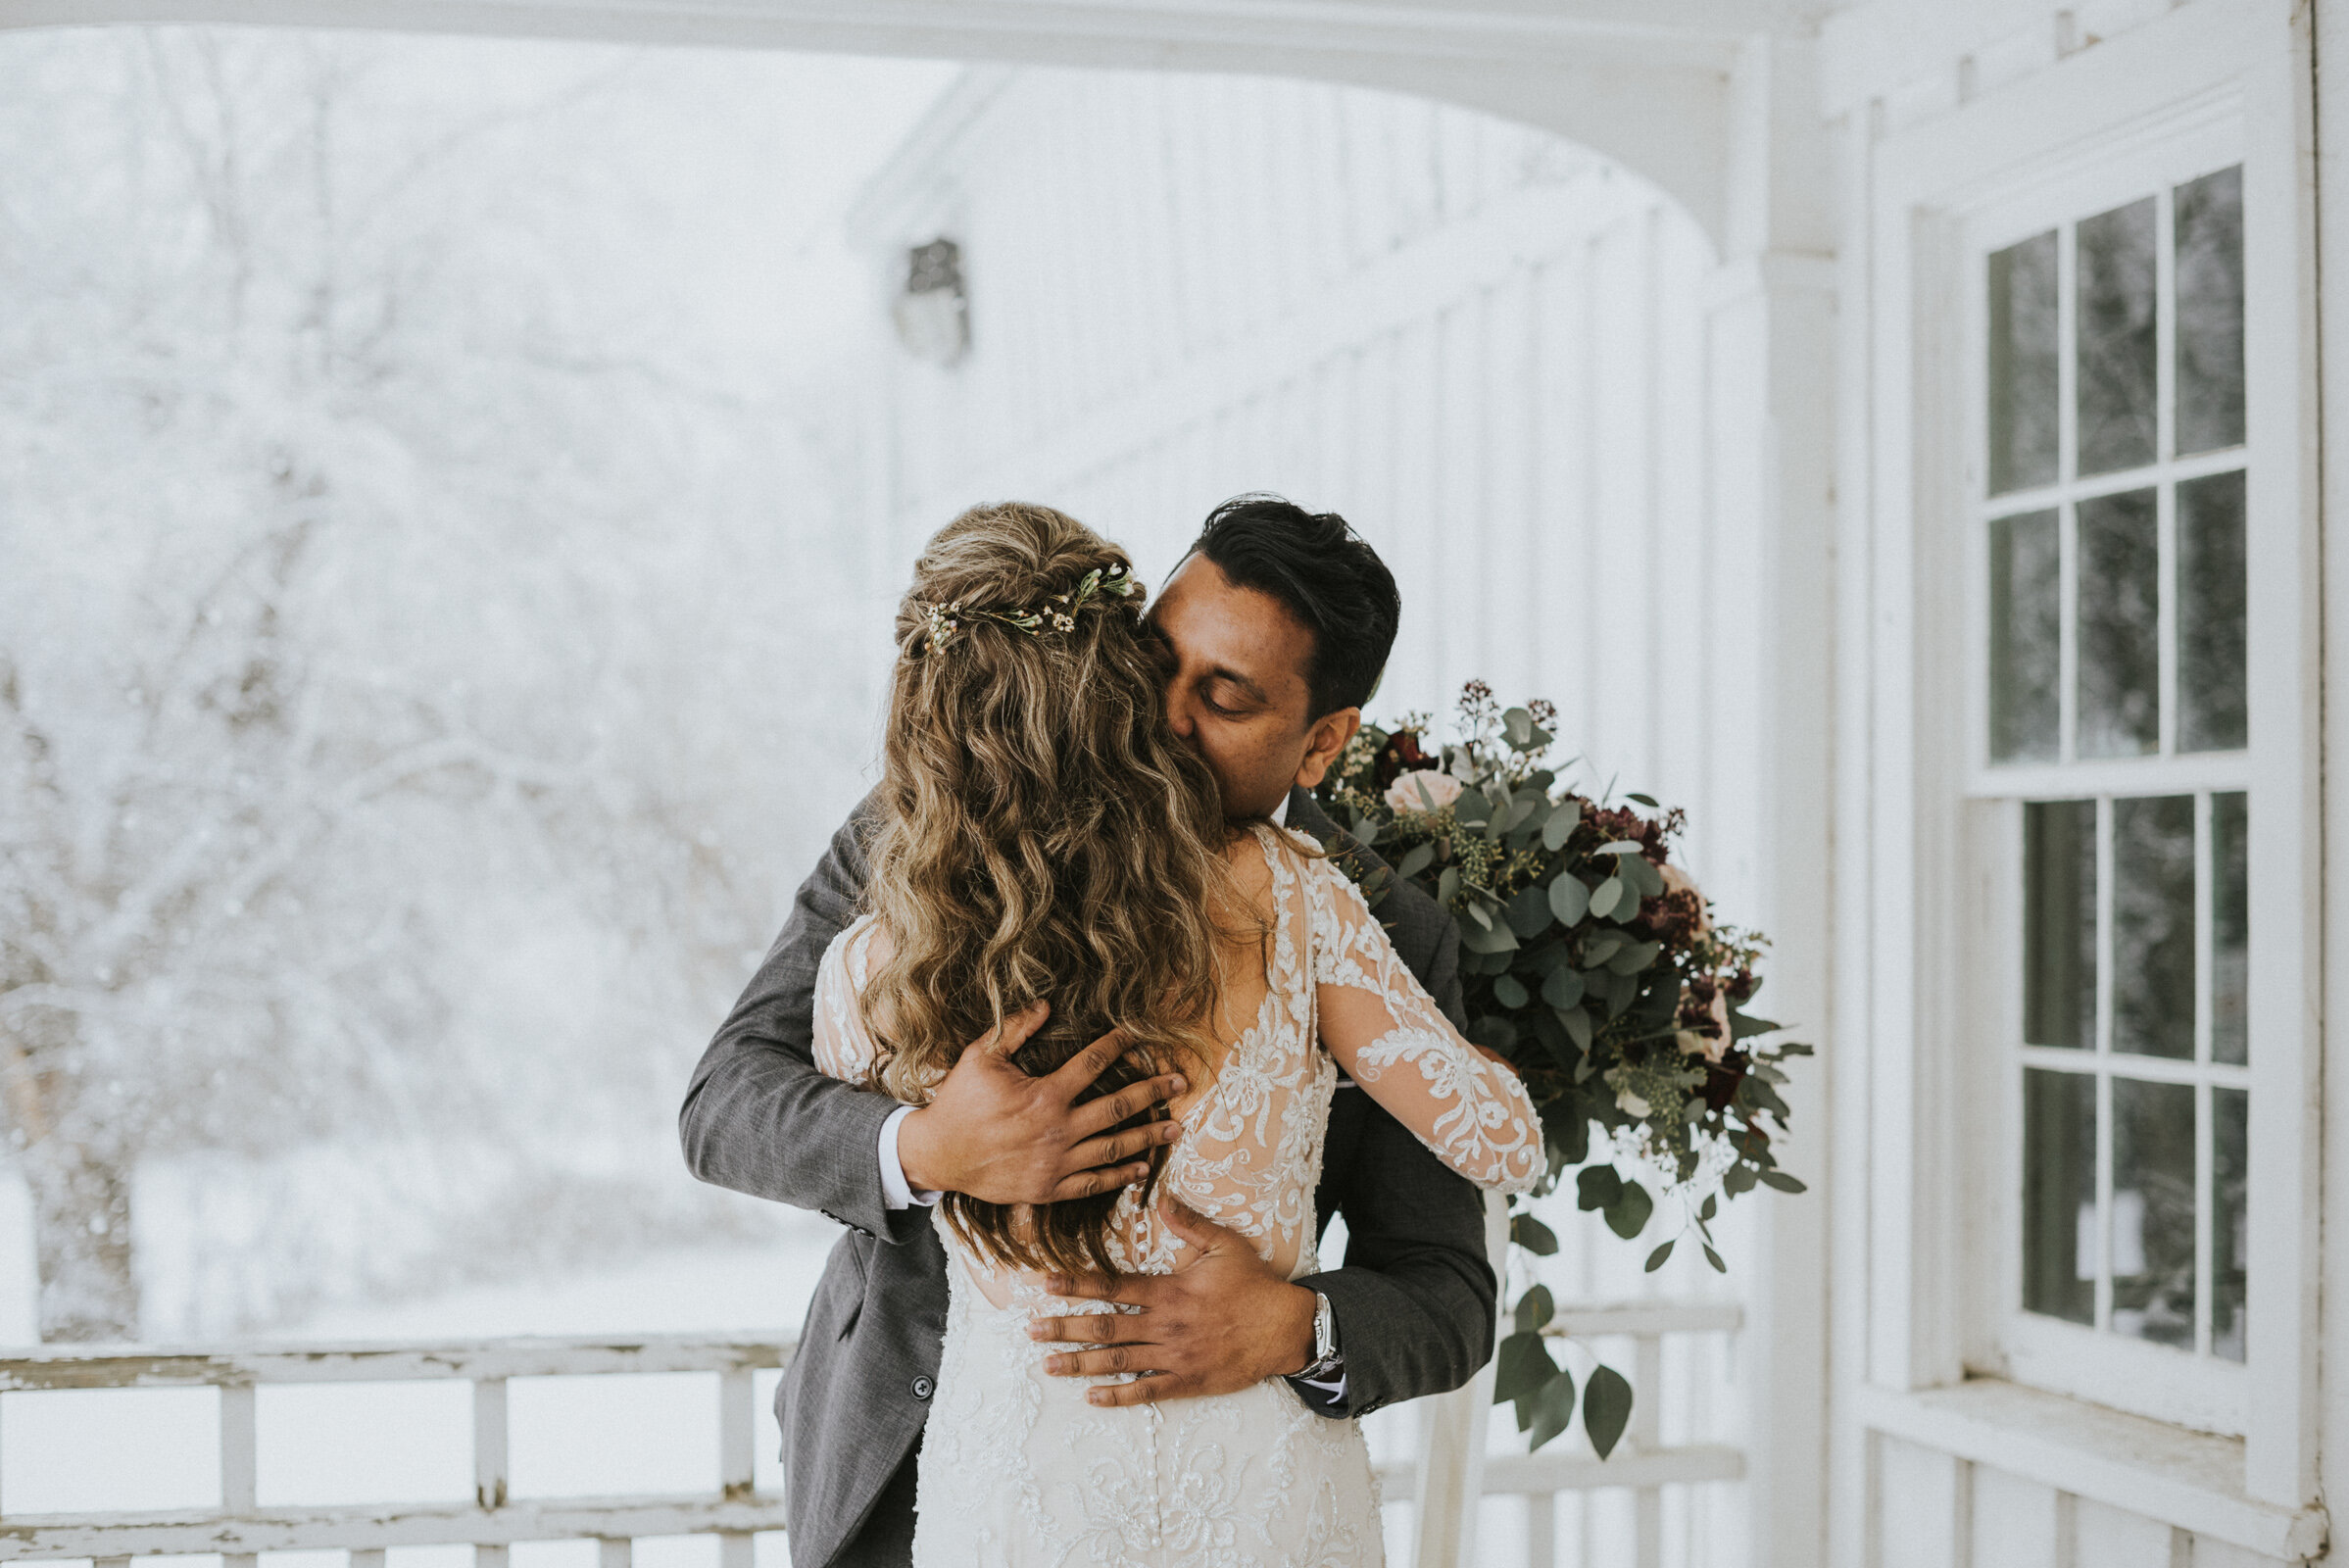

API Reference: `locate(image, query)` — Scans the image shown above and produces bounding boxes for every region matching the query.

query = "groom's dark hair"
[1187,495,1400,720]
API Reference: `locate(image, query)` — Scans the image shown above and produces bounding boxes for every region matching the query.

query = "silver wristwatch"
[1296,1291,1343,1381]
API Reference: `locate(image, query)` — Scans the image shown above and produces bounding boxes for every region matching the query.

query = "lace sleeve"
[1305,855,1543,1195]
[810,916,885,1085]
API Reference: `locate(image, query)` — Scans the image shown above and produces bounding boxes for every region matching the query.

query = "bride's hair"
[860,501,1242,1279]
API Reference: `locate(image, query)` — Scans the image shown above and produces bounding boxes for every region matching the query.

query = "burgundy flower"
[1700,1050,1750,1113]
[1373,729,1432,791]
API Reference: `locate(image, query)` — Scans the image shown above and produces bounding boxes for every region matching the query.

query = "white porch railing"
[0,1336,785,1567]
[1385,1301,1746,1568]
[0,1310,1742,1568]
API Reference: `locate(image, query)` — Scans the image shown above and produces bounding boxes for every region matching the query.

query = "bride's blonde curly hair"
[860,501,1244,1279]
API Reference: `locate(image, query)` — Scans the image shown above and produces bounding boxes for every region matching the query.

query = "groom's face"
[1152,555,1359,820]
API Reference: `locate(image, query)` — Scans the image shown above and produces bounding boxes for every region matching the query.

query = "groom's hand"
[896,1003,1189,1205]
[1027,1200,1318,1406]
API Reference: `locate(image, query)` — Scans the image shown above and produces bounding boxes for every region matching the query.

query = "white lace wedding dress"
[811,824,1542,1567]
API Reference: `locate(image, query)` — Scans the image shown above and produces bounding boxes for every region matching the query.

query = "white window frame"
[1961,114,2252,1437]
[1868,0,2320,1507]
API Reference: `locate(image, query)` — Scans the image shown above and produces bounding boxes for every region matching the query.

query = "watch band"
[1296,1291,1343,1381]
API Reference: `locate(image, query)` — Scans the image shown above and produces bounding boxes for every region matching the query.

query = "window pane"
[2178,468,2248,752]
[2110,1077,2196,1348]
[1990,510,2061,761]
[2078,198,2159,475]
[2025,800,2096,1049]
[2024,1067,2096,1324]
[2213,792,2249,1066]
[2113,795,2195,1059]
[2214,1086,2248,1362]
[1989,230,2060,494]
[2176,166,2246,456]
[2078,488,2160,757]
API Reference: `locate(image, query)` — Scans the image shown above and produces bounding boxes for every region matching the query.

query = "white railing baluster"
[599,1539,633,1568]
[719,1362,757,1568]
[221,1381,258,1568]
[1411,1192,1510,1568]
[1633,1332,1663,1568]
[474,1377,509,1510]
[719,1367,754,1498]
[1526,1492,1554,1568]
[474,1373,511,1568]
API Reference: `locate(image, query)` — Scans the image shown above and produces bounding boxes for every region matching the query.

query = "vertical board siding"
[858,68,1744,1568]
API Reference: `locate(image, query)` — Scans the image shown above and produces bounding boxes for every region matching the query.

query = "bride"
[809,502,1541,1565]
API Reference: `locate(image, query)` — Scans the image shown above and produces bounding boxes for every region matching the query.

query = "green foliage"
[1322,682,1817,1460]
[1583,1366,1636,1459]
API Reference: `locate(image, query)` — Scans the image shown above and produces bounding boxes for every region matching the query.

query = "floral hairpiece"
[918,563,1142,656]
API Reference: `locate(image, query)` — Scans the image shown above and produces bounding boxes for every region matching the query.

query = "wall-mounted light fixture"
[892,237,968,368]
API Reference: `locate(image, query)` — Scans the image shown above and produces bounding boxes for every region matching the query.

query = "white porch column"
[1700,33,1837,1568]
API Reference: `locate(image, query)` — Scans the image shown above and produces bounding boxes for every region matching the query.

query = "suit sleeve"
[678,799,930,1245]
[1290,896,1498,1417]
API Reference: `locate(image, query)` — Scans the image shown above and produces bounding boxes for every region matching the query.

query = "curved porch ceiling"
[0,0,1832,250]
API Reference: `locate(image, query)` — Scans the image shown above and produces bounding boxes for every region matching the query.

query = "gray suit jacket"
[679,786,1494,1568]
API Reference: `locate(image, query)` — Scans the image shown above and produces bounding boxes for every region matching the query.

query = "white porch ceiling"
[0,0,1841,247]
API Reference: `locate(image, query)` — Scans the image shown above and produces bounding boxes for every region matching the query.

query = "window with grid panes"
[1983,166,2248,1376]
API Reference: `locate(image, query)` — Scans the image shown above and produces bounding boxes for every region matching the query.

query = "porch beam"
[0,0,1769,248]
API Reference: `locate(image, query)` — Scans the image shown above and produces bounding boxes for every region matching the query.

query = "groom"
[680,495,1493,1567]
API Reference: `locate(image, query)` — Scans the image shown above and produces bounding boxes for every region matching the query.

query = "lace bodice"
[808,824,1540,1566]
[812,824,1541,1297]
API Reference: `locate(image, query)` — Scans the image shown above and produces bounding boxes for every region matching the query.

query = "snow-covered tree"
[0,28,897,1339]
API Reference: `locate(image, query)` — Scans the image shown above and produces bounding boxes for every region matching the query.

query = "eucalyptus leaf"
[1513,1283,1555,1335]
[1559,1005,1593,1052]
[1627,792,1660,808]
[1575,1165,1623,1211]
[1510,1212,1559,1255]
[1643,1240,1675,1273]
[1548,875,1590,924]
[1542,806,1582,852]
[1493,1330,1559,1410]
[1505,886,1553,938]
[1702,1244,1727,1273]
[1541,967,1586,1010]
[1758,1169,1808,1194]
[1606,940,1663,975]
[1604,1180,1654,1239]
[1593,842,1643,857]
[1395,842,1436,880]
[1437,866,1461,906]
[1528,1369,1580,1452]
[1459,918,1519,955]
[1464,901,1493,930]
[1493,973,1530,1009]
[1583,1366,1635,1459]
[1620,854,1665,899]
[1589,877,1624,918]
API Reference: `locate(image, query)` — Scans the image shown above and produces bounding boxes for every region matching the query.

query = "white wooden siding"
[1824,0,2328,1563]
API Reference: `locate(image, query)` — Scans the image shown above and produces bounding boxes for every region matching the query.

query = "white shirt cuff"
[878,1104,943,1211]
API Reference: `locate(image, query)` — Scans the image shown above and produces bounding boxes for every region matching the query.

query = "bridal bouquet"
[1315,681,1811,1453]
